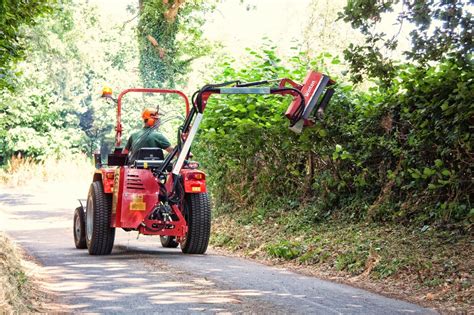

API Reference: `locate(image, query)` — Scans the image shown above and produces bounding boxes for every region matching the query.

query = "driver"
[123,108,173,156]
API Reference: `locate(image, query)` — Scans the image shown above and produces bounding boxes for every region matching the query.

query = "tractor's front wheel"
[180,193,211,254]
[73,206,87,249]
[160,236,179,248]
[86,181,115,255]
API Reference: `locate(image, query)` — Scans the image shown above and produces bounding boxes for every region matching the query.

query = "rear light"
[187,172,205,180]
[106,173,114,179]
[191,185,202,192]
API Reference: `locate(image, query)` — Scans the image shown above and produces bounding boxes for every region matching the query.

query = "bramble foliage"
[339,0,473,84]
[0,0,54,90]
[195,46,472,225]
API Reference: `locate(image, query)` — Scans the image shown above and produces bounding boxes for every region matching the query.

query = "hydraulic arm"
[159,70,335,177]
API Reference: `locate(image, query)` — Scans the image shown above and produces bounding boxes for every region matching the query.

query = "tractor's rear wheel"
[73,206,87,249]
[160,236,179,248]
[86,181,115,255]
[180,193,211,254]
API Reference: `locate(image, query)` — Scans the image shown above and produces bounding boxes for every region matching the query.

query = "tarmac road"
[0,184,436,314]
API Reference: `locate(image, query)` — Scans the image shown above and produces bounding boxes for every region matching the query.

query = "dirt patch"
[210,213,473,314]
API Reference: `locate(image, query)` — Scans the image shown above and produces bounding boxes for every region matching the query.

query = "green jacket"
[124,127,171,153]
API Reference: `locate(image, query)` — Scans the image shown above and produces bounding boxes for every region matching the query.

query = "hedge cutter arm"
[194,70,335,133]
[160,70,335,177]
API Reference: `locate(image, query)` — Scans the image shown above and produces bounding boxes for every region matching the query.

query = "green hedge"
[195,47,472,225]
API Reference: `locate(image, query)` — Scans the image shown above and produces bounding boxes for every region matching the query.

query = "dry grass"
[0,154,93,188]
[0,233,38,312]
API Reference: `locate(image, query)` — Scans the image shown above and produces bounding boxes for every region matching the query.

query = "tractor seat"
[135,147,164,160]
[132,148,171,171]
[133,160,172,171]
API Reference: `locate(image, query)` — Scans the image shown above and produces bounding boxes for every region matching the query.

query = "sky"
[202,0,312,55]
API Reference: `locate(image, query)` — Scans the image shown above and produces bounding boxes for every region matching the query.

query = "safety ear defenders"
[145,118,156,127]
[145,115,160,127]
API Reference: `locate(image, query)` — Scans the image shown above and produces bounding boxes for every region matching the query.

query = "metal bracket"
[220,87,271,94]
[172,113,204,175]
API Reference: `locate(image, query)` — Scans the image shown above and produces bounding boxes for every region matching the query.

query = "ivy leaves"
[137,0,212,87]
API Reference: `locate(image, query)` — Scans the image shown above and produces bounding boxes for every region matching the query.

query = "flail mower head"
[283,71,335,133]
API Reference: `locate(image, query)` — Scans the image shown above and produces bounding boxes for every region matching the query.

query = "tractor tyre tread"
[73,206,87,249]
[181,193,211,254]
[87,181,115,255]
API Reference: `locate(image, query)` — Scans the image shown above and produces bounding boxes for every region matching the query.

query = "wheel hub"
[75,215,81,239]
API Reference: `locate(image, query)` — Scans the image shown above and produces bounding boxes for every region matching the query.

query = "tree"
[339,0,473,84]
[0,0,53,90]
[0,1,142,159]
[303,0,362,58]
[136,0,212,87]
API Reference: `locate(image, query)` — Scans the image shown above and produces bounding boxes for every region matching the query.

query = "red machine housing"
[104,165,206,236]
[111,167,159,229]
[284,70,335,127]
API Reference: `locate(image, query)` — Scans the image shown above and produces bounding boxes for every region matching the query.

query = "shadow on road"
[0,192,35,206]
[0,188,436,314]
[8,228,281,313]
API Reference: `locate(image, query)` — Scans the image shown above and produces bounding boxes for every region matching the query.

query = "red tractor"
[73,71,335,255]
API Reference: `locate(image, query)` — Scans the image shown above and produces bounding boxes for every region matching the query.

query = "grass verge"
[0,233,43,312]
[0,154,93,187]
[210,209,473,313]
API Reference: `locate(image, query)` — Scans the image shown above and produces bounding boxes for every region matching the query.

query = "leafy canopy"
[339,0,473,84]
[0,0,54,90]
[0,1,143,159]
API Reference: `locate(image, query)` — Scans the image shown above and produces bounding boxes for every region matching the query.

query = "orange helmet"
[142,108,159,127]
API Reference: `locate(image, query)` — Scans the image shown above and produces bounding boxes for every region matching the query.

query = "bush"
[266,240,304,260]
[195,46,472,226]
